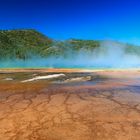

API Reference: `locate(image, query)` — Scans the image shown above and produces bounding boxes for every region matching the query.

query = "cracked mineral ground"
[0,69,140,140]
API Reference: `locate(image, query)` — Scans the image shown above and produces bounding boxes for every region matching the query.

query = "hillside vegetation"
[0,29,139,60]
[0,29,52,59]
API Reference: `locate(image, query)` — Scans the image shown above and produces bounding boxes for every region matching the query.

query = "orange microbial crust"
[0,70,140,140]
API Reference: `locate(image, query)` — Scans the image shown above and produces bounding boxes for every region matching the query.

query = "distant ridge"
[0,29,139,60]
[0,29,52,59]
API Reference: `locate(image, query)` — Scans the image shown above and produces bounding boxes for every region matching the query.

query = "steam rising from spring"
[1,41,140,69]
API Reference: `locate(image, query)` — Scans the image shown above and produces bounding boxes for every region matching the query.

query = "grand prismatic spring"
[1,0,140,139]
[1,33,140,140]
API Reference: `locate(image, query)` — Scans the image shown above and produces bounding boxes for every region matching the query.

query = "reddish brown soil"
[0,70,140,140]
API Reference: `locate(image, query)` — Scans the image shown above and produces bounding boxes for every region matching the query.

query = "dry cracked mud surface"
[0,70,140,140]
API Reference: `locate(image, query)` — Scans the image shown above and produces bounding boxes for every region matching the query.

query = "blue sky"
[1,0,140,45]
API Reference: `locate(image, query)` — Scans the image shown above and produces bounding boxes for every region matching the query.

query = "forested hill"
[0,29,139,60]
[0,29,52,59]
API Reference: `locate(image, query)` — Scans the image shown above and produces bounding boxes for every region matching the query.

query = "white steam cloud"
[1,41,140,69]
